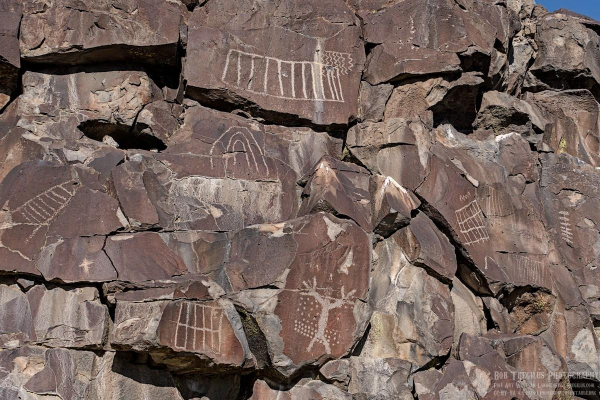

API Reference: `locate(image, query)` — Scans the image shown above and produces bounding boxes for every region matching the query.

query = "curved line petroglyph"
[209,127,270,176]
[222,49,352,103]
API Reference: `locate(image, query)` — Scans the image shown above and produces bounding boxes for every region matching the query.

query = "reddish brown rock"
[184,0,365,126]
[366,235,454,368]
[104,233,188,282]
[112,297,250,370]
[249,379,351,400]
[346,118,432,191]
[298,156,372,230]
[36,236,118,283]
[0,162,126,275]
[530,10,600,98]
[370,174,420,237]
[20,0,185,66]
[526,90,600,167]
[393,212,457,281]
[0,0,21,110]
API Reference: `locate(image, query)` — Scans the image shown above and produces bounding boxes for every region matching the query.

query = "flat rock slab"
[112,297,249,370]
[0,0,21,109]
[20,0,184,66]
[184,0,365,126]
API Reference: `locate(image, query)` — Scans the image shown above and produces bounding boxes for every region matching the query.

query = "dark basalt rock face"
[2,0,600,398]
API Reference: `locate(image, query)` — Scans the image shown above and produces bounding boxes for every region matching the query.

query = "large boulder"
[184,0,365,127]
[20,0,185,66]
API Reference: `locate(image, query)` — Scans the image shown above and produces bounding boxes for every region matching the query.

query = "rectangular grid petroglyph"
[455,200,489,245]
[222,49,348,103]
[174,302,224,354]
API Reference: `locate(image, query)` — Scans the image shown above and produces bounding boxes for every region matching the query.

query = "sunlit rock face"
[1,0,600,398]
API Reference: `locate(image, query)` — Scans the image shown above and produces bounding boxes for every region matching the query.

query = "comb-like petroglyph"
[222,49,352,102]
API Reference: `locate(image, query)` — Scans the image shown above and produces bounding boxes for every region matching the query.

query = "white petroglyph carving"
[479,186,516,230]
[510,254,548,286]
[222,49,352,103]
[294,277,355,353]
[455,200,489,246]
[9,181,79,240]
[167,177,283,227]
[173,302,225,354]
[558,211,574,245]
[209,127,270,176]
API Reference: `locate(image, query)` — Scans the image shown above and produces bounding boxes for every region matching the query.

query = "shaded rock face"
[3,0,600,399]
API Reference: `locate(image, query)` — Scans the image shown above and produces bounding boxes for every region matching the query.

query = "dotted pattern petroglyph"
[173,302,224,354]
[222,49,351,102]
[455,200,489,245]
[294,277,355,354]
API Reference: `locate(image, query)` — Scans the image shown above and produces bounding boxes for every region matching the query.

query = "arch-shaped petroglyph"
[455,200,490,246]
[221,49,352,103]
[8,181,79,241]
[294,277,356,354]
[173,301,225,354]
[209,127,270,176]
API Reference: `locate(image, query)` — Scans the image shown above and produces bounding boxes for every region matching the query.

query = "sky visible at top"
[537,0,600,21]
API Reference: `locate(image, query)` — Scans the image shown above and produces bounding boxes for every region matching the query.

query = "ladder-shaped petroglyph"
[294,277,355,354]
[173,301,225,354]
[455,200,490,246]
[558,211,574,245]
[222,49,352,103]
[209,127,270,176]
[510,254,548,286]
[8,181,79,241]
[479,186,516,230]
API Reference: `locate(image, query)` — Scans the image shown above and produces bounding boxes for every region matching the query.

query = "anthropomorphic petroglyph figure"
[294,277,356,353]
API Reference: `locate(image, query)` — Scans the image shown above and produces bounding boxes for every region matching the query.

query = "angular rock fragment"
[20,0,185,66]
[346,118,432,191]
[474,91,546,138]
[0,162,126,276]
[299,156,372,230]
[112,297,250,370]
[0,0,21,110]
[249,379,351,400]
[392,212,457,281]
[0,284,107,349]
[526,90,600,167]
[530,10,600,99]
[184,0,365,126]
[366,236,454,368]
[370,174,420,237]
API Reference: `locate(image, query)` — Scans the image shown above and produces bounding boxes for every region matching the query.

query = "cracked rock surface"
[1,0,600,398]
